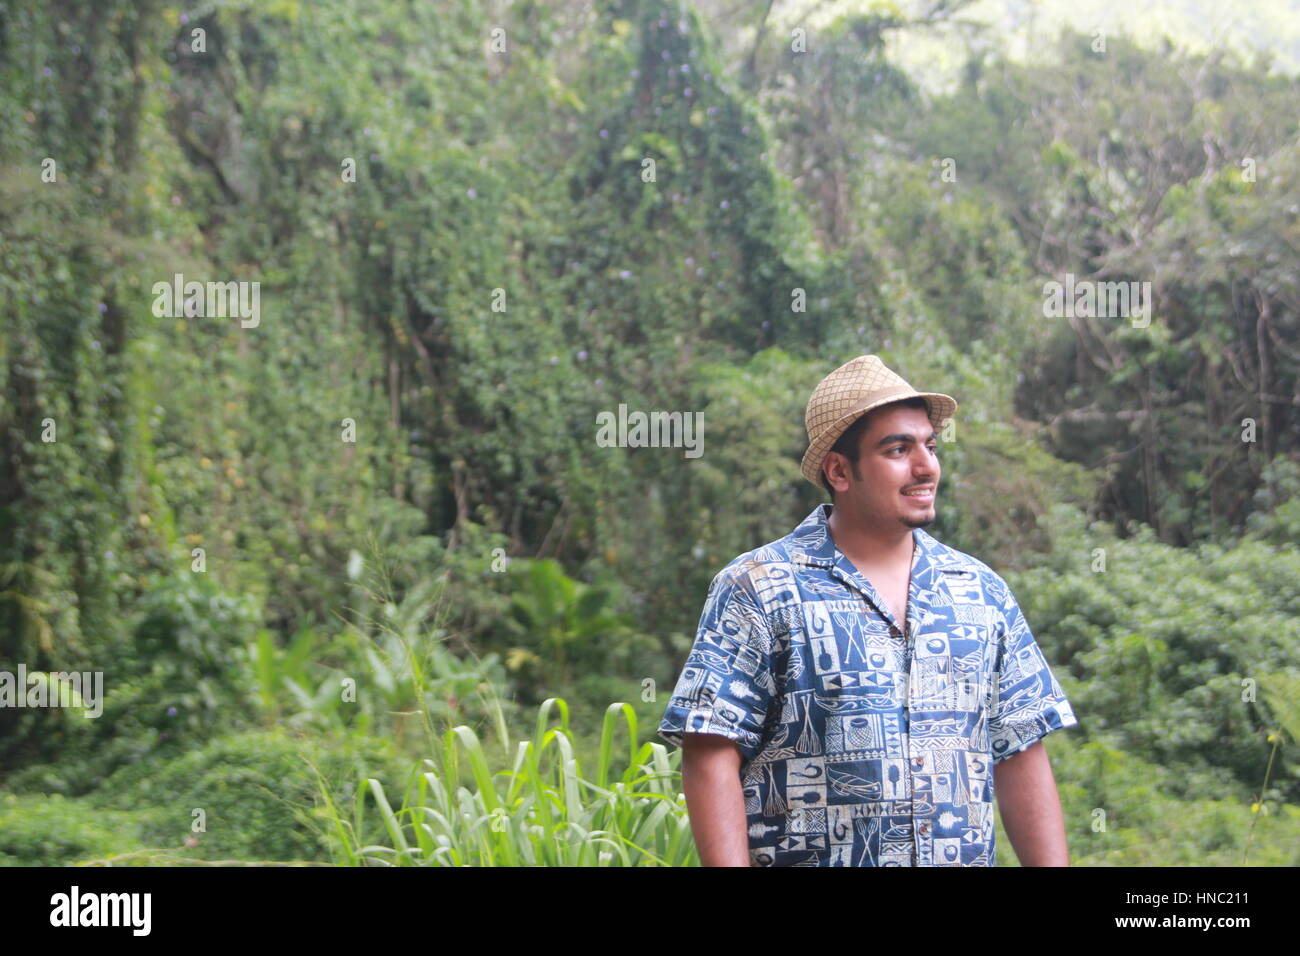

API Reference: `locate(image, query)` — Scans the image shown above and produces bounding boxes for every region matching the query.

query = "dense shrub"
[88,730,401,863]
[0,793,152,866]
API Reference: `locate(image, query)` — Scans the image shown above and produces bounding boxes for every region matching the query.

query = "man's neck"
[826,503,915,576]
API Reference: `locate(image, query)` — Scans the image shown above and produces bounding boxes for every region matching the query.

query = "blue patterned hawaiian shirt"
[659,503,1078,866]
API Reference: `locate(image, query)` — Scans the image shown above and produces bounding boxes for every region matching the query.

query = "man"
[658,354,1079,866]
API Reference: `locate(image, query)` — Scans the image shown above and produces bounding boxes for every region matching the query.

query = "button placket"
[906,603,927,863]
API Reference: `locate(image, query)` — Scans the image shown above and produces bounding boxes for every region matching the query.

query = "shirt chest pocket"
[801,601,905,704]
[910,602,999,717]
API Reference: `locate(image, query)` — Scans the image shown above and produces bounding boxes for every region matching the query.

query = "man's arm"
[681,733,751,867]
[992,740,1069,866]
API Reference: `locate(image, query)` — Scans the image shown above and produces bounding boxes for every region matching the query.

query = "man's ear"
[822,452,844,492]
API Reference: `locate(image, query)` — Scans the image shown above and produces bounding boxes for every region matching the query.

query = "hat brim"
[801,392,958,487]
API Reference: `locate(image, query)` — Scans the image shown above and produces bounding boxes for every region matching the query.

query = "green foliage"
[907,28,1300,547]
[248,623,319,726]
[1,0,1297,866]
[244,561,520,757]
[130,573,261,732]
[327,698,696,866]
[1257,670,1300,747]
[88,730,398,863]
[1,572,262,786]
[0,793,149,867]
[1245,450,1300,548]
[1011,732,1300,867]
[502,558,631,693]
[1006,504,1300,804]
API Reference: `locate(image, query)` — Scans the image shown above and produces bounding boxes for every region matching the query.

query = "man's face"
[825,404,941,531]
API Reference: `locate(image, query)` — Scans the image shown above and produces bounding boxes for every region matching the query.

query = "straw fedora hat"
[801,355,958,487]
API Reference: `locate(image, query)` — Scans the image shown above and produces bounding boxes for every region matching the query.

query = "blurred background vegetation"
[0,0,1297,865]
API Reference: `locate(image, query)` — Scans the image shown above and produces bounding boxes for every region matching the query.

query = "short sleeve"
[988,584,1078,764]
[657,565,775,763]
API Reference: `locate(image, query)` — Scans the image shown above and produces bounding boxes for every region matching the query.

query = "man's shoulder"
[711,540,796,588]
[706,523,806,597]
[917,530,1013,604]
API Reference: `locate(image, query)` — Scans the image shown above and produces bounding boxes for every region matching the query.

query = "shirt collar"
[788,502,944,602]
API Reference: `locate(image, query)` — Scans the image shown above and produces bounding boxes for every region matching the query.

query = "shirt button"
[913,757,924,767]
[919,823,930,835]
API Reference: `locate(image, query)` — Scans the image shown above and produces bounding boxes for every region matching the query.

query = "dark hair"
[819,396,930,499]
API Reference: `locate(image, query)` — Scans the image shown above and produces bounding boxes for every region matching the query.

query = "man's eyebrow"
[875,431,939,448]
